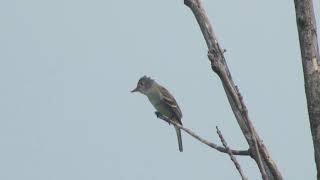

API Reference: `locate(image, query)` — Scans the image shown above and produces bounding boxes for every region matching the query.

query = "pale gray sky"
[0,0,319,179]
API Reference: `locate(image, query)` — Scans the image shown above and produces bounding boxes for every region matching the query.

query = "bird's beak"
[131,87,139,93]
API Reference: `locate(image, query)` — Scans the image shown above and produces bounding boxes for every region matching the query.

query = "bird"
[131,76,183,152]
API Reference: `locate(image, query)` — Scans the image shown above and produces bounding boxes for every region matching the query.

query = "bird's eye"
[140,82,144,86]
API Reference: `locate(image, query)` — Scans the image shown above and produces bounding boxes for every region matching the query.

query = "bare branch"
[248,118,267,180]
[294,0,320,178]
[238,82,282,180]
[216,126,248,180]
[238,92,267,180]
[183,0,283,179]
[156,114,250,156]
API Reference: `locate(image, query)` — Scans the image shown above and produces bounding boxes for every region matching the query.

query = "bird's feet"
[155,111,162,118]
[154,111,171,125]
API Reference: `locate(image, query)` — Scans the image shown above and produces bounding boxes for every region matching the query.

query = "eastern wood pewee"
[131,76,183,152]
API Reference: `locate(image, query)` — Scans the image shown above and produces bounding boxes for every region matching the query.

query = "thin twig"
[157,114,250,156]
[238,92,267,180]
[251,128,267,180]
[216,126,248,180]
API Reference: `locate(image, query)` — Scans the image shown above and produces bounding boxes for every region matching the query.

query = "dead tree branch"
[183,0,283,179]
[294,0,320,179]
[156,114,250,156]
[216,126,248,180]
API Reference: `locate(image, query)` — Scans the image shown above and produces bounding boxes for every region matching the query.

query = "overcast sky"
[0,0,319,179]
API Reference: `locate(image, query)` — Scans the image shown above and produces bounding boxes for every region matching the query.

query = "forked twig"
[216,126,248,180]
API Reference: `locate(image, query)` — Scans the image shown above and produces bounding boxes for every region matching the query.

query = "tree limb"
[183,0,283,179]
[294,0,320,179]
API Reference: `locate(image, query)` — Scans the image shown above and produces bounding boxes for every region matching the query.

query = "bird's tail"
[174,126,183,152]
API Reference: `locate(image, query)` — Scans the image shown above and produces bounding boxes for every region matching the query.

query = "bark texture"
[294,0,320,179]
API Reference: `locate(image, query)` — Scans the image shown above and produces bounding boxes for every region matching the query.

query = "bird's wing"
[159,85,183,123]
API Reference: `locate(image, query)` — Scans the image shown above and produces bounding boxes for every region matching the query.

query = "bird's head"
[131,76,154,94]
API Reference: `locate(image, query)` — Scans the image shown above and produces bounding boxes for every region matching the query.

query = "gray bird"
[131,76,183,152]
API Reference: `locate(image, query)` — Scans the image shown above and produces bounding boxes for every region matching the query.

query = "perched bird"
[131,76,183,152]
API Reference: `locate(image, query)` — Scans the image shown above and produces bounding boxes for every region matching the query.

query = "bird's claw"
[154,112,171,125]
[155,111,162,118]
